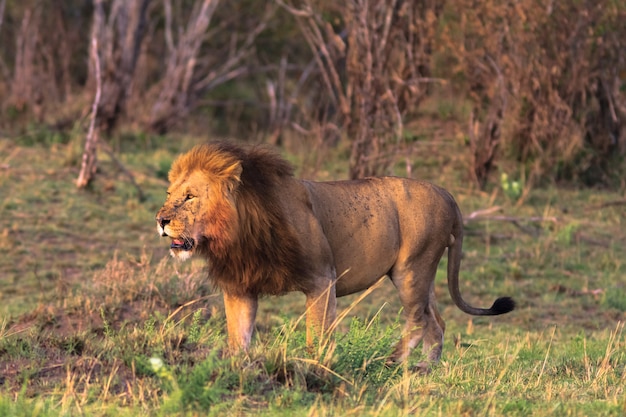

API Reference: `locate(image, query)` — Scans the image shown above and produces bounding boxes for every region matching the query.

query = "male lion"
[156,141,514,371]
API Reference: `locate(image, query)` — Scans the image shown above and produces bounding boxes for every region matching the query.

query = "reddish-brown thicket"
[0,0,624,187]
[438,0,626,187]
[278,0,443,178]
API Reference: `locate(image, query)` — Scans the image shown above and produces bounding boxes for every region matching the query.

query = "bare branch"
[163,0,174,53]
[10,7,38,110]
[464,209,558,237]
[584,199,626,211]
[465,206,503,220]
[377,0,397,58]
[282,1,442,178]
[99,142,145,202]
[274,0,312,17]
[193,6,270,92]
[149,0,222,131]
[308,15,349,117]
[0,0,6,35]
[464,213,559,225]
[199,66,250,92]
[0,0,7,81]
[181,0,220,95]
[76,36,102,189]
[298,21,339,109]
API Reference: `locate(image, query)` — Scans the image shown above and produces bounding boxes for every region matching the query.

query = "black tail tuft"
[490,297,515,315]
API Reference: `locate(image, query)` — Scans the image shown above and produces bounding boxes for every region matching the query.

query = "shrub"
[438,0,626,187]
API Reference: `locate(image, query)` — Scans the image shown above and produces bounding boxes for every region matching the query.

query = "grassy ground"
[0,132,625,416]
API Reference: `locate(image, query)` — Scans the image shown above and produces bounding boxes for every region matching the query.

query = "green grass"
[0,137,625,416]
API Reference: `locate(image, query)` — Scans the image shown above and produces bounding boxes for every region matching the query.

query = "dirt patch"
[1,295,218,396]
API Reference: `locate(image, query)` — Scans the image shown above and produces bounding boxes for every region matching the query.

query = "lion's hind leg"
[388,305,427,364]
[388,265,445,374]
[414,287,445,373]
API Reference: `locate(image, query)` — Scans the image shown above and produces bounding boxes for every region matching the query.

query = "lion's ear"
[223,161,242,191]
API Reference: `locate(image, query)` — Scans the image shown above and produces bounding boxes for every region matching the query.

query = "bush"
[438,0,626,187]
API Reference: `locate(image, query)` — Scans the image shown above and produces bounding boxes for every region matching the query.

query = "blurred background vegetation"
[2,3,626,413]
[0,0,625,188]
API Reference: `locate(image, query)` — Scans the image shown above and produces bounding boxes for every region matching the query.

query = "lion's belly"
[329,225,399,296]
[334,263,393,296]
[317,198,401,297]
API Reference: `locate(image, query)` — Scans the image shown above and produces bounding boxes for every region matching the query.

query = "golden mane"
[173,141,314,296]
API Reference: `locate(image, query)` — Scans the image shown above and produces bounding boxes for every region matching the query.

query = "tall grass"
[3,250,624,416]
[1,140,625,415]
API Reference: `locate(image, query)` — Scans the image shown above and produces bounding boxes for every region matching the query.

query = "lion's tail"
[446,206,515,316]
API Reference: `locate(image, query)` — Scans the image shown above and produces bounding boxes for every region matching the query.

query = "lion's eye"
[185,194,195,201]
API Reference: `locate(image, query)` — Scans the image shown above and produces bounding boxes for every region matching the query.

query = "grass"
[0,134,625,416]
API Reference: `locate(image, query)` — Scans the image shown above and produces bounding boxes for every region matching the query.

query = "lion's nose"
[157,216,170,229]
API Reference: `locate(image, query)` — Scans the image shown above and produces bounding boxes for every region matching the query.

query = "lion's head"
[156,142,243,261]
[156,141,313,296]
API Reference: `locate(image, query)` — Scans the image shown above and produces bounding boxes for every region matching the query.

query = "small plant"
[603,289,626,312]
[333,316,398,387]
[500,172,523,202]
[143,315,157,336]
[56,335,85,356]
[100,306,113,338]
[0,337,34,359]
[188,309,203,344]
[555,221,580,245]
[151,352,233,414]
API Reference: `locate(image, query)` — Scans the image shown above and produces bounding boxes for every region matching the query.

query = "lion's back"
[295,177,460,295]
[304,176,457,225]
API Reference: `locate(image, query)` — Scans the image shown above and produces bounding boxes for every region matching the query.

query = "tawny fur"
[156,141,514,370]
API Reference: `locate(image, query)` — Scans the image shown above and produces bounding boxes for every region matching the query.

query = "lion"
[156,141,514,371]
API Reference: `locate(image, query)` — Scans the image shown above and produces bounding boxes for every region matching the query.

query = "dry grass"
[1,136,625,416]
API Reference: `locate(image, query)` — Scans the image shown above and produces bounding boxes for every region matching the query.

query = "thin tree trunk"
[10,6,38,111]
[91,0,151,134]
[77,0,151,188]
[0,0,6,36]
[77,37,102,189]
[0,0,7,81]
[148,0,271,133]
[149,0,220,133]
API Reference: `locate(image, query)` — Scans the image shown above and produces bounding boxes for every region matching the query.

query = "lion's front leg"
[304,280,337,346]
[223,291,258,352]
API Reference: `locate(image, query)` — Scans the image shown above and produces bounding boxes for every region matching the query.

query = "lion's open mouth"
[170,238,194,251]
